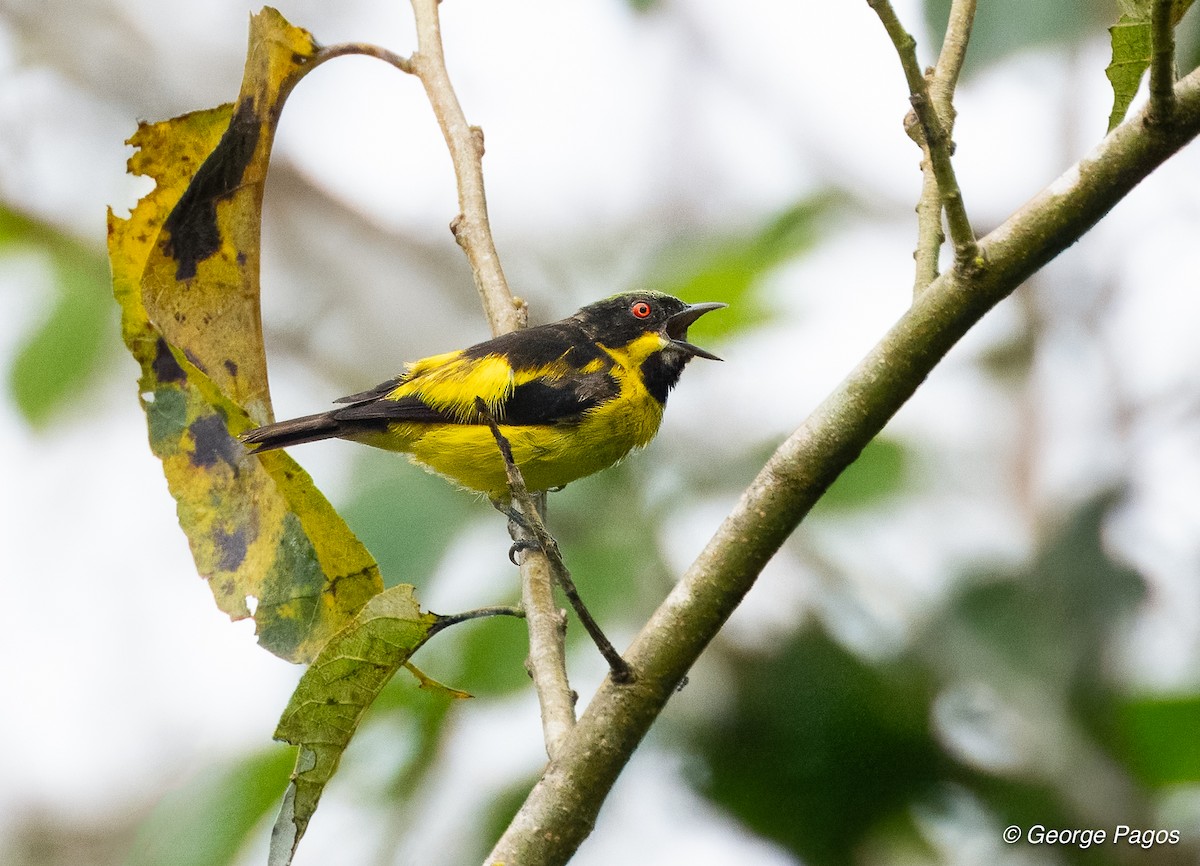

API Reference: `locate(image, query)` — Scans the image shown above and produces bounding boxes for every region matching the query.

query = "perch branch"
[484,64,1200,866]
[403,0,579,761]
[475,400,633,687]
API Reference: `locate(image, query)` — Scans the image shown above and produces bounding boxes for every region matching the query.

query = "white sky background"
[2,0,1200,864]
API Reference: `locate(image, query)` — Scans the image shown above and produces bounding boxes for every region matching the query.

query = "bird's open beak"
[664,302,726,360]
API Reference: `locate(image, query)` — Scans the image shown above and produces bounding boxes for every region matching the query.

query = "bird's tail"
[240,412,342,453]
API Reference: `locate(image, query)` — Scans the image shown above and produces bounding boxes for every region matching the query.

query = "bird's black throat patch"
[639,350,691,405]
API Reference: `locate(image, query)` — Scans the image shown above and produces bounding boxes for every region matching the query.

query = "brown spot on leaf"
[152,338,186,383]
[161,99,262,280]
[189,414,244,471]
[213,524,249,571]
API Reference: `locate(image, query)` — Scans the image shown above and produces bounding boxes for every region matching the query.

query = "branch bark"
[408,0,524,336]
[483,65,1200,866]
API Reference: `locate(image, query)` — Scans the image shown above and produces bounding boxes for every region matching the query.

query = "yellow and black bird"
[241,292,725,497]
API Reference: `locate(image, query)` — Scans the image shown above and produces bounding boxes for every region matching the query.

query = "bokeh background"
[3,0,1200,864]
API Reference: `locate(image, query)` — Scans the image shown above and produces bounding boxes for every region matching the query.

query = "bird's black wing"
[330,373,620,428]
[328,320,620,428]
[500,372,619,425]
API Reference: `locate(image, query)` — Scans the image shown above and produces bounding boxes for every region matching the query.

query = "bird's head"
[575,291,726,362]
[573,292,726,404]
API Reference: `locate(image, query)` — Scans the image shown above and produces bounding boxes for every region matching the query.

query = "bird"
[241,291,725,498]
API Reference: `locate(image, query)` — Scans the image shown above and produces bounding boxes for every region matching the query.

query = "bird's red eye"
[631,301,652,319]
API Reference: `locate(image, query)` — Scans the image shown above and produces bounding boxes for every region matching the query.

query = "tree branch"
[483,65,1200,866]
[1148,0,1177,126]
[869,0,979,275]
[518,537,576,757]
[408,0,525,336]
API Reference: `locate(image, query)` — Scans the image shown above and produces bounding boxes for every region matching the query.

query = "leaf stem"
[430,605,526,634]
[311,42,414,75]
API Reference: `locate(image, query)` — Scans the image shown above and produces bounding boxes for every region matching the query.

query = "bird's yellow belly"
[352,387,665,498]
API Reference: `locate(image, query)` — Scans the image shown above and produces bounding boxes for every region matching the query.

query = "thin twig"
[1149,0,1177,126]
[474,399,634,687]
[408,0,524,336]
[430,605,525,635]
[931,0,976,108]
[869,0,979,274]
[911,149,946,294]
[312,42,414,74]
[911,0,977,296]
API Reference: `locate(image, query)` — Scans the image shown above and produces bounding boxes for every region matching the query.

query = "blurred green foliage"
[649,193,844,339]
[813,437,908,513]
[1,206,114,427]
[120,746,294,866]
[339,451,476,589]
[681,493,1199,865]
[694,630,941,865]
[1116,695,1200,786]
[922,0,1113,74]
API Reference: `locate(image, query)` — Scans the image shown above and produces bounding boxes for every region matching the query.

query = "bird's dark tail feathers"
[240,412,342,453]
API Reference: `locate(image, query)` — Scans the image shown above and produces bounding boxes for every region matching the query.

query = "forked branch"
[869,0,979,281]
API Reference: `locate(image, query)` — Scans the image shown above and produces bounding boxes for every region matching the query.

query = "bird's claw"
[508,539,538,566]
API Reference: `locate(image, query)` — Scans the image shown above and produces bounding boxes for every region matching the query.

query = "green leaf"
[108,8,385,662]
[1106,1,1195,131]
[1,207,113,427]
[1107,11,1156,132]
[1117,695,1200,785]
[270,584,439,866]
[123,746,294,866]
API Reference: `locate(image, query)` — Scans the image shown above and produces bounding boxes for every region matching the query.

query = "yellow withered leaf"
[109,7,387,663]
